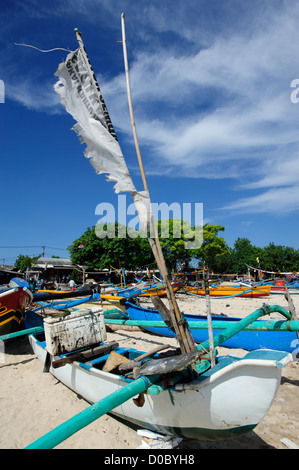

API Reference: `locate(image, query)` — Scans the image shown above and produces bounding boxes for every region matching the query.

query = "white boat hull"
[29,335,292,440]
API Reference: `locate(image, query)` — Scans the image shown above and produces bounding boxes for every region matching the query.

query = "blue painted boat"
[125,300,298,353]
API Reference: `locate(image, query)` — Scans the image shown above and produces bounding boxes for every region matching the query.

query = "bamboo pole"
[105,318,299,332]
[25,373,161,449]
[120,13,196,355]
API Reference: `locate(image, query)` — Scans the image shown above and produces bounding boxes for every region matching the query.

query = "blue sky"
[1,0,299,266]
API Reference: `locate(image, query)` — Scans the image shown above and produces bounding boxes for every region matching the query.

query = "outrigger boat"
[28,303,293,447]
[138,281,181,297]
[22,18,296,448]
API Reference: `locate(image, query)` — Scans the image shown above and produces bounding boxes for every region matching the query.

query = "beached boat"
[183,285,271,298]
[103,280,181,299]
[99,281,181,303]
[269,280,299,295]
[138,281,182,297]
[28,305,293,444]
[0,278,33,335]
[24,293,127,331]
[124,300,298,353]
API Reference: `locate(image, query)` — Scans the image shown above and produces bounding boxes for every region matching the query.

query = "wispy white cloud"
[3,0,299,215]
[221,186,299,215]
[101,2,299,214]
[5,79,60,112]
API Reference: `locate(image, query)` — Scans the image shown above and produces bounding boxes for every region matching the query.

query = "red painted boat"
[0,279,33,335]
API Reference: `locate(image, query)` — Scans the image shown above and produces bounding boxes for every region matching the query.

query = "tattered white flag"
[54,47,152,232]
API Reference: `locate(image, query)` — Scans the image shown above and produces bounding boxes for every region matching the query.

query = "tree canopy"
[68,223,154,270]
[212,238,299,274]
[67,220,231,272]
[14,254,41,272]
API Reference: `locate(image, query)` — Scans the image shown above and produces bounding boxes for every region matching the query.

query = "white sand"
[0,293,298,449]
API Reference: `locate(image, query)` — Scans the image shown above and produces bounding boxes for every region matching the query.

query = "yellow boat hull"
[183,285,271,298]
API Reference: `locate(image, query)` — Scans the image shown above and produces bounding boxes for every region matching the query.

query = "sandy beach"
[0,292,298,450]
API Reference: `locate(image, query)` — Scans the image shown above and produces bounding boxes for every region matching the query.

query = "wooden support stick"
[119,344,171,372]
[52,341,119,369]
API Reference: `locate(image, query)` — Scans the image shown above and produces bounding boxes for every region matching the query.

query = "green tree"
[14,254,41,272]
[262,243,299,272]
[68,223,153,270]
[192,224,229,272]
[157,218,195,271]
[230,238,262,273]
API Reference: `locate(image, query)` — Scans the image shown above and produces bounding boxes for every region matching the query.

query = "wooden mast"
[120,13,196,355]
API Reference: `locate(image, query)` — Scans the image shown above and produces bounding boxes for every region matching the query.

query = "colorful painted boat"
[28,305,293,443]
[125,300,298,353]
[270,287,299,295]
[0,278,33,335]
[183,285,271,298]
[138,281,182,297]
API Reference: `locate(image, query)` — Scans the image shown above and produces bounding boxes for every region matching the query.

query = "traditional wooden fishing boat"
[124,300,298,353]
[138,281,182,297]
[24,293,127,330]
[0,278,33,335]
[28,304,292,445]
[183,285,271,298]
[270,286,299,295]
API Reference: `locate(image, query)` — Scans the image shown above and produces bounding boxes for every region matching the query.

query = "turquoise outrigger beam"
[106,304,297,333]
[25,374,161,450]
[194,304,292,353]
[0,326,44,342]
[25,304,292,450]
[105,318,299,332]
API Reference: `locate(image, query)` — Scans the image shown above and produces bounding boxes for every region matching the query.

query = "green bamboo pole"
[0,326,44,342]
[196,304,293,353]
[25,374,160,449]
[105,318,299,332]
